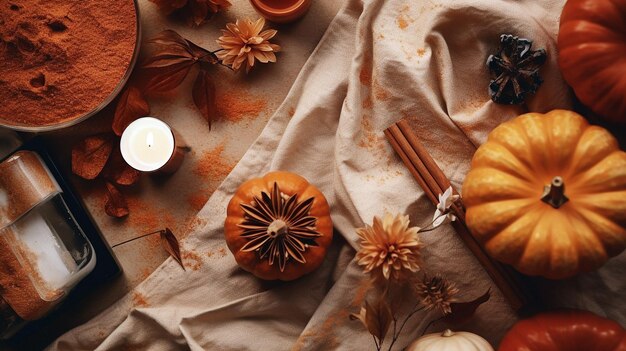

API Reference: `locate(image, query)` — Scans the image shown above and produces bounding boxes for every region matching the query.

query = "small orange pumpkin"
[558,0,626,123]
[463,110,626,279]
[224,171,333,280]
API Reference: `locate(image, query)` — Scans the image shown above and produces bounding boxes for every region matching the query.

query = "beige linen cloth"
[50,0,626,349]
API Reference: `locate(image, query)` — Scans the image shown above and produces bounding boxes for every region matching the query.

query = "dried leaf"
[160,228,185,270]
[364,298,392,341]
[112,86,150,136]
[189,0,208,26]
[350,306,368,326]
[105,182,129,218]
[72,134,114,180]
[103,147,141,186]
[142,30,216,94]
[192,70,217,128]
[149,0,188,15]
[442,289,491,325]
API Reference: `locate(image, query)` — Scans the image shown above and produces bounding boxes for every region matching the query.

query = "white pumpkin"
[406,329,494,351]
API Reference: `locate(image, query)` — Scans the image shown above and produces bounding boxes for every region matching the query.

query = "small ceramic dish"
[249,0,312,23]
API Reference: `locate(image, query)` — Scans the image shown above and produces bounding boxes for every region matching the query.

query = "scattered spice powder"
[396,4,413,30]
[132,291,149,307]
[374,83,391,101]
[218,247,227,257]
[0,0,137,127]
[417,48,426,57]
[362,96,373,109]
[182,250,203,270]
[397,16,409,30]
[187,192,210,212]
[359,58,373,87]
[216,89,267,123]
[193,144,236,181]
[125,196,176,234]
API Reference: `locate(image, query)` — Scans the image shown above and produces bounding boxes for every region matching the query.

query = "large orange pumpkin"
[463,110,626,279]
[558,0,626,123]
[224,171,333,281]
[499,310,626,351]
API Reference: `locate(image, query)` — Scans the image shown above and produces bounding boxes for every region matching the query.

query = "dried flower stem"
[111,229,163,248]
[421,315,445,336]
[387,303,425,351]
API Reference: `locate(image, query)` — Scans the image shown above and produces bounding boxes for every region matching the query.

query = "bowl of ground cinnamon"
[0,0,140,131]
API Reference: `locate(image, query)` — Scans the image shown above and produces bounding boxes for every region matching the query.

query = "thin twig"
[372,334,380,351]
[421,315,445,336]
[111,230,163,248]
[387,304,425,351]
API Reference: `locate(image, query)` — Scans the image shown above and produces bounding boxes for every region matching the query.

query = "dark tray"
[0,137,121,347]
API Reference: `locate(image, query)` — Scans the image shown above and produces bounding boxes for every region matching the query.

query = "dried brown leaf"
[160,228,185,270]
[442,289,491,325]
[112,86,150,136]
[189,0,209,26]
[352,298,392,342]
[103,147,141,186]
[105,182,129,218]
[192,70,217,128]
[149,0,188,15]
[142,30,215,94]
[72,134,114,180]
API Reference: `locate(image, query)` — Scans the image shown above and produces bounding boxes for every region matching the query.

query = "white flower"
[432,186,460,228]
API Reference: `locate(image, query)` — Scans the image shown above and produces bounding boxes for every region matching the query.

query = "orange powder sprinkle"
[125,196,175,234]
[374,83,391,101]
[359,58,373,87]
[397,16,408,29]
[182,250,203,271]
[216,89,267,123]
[193,144,236,181]
[357,117,385,152]
[417,48,426,57]
[132,291,149,307]
[218,247,227,257]
[362,96,373,109]
[187,192,210,211]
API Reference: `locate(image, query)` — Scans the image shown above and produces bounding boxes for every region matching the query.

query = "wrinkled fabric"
[49,0,626,350]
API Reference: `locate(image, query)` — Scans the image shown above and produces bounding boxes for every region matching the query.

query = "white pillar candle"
[120,117,177,172]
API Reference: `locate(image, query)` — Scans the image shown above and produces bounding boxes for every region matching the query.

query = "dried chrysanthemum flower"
[356,213,423,282]
[150,0,231,26]
[415,274,459,315]
[216,18,281,73]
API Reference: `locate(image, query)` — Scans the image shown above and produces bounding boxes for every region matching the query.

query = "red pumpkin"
[499,310,626,351]
[558,0,626,123]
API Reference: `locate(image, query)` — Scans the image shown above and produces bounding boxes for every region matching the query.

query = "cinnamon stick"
[384,121,527,312]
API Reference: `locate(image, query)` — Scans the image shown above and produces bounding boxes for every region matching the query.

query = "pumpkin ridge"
[485,204,544,262]
[566,131,620,183]
[572,206,625,258]
[475,143,536,183]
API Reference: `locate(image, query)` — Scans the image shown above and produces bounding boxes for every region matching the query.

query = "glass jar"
[0,150,96,338]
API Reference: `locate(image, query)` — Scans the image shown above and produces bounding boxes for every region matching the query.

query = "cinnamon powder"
[0,0,137,127]
[0,233,62,321]
[193,144,236,181]
[216,90,267,123]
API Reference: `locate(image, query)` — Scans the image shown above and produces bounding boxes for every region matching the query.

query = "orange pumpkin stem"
[541,176,569,209]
